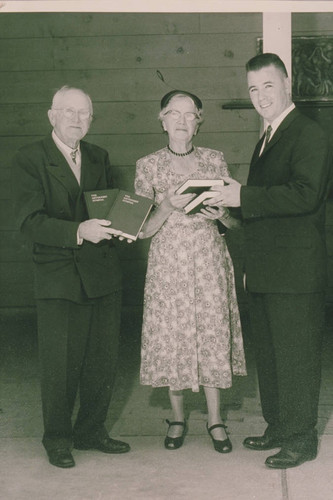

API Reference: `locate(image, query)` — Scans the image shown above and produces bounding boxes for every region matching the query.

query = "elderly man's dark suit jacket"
[239,107,331,445]
[13,134,122,301]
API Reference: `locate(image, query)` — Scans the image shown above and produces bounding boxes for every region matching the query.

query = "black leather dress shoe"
[265,448,317,469]
[47,448,75,468]
[74,436,130,454]
[243,434,283,451]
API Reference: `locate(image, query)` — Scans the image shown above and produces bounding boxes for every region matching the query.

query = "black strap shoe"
[164,420,187,450]
[74,437,130,454]
[47,448,75,468]
[243,434,283,451]
[207,423,232,453]
[265,448,317,469]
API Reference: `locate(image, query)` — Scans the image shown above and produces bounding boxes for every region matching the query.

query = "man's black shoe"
[243,435,283,451]
[47,448,75,468]
[74,436,130,454]
[265,448,317,469]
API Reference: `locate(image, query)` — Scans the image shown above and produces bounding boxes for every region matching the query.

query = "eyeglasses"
[163,110,199,122]
[53,107,92,120]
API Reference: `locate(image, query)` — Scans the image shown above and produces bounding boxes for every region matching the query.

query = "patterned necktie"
[70,148,78,164]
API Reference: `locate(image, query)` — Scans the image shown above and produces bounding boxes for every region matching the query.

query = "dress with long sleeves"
[135,146,246,392]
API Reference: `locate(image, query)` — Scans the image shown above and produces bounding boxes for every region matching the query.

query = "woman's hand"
[160,188,195,212]
[198,206,230,220]
[198,205,242,229]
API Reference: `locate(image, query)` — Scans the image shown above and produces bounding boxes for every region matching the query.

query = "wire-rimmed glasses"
[52,107,92,121]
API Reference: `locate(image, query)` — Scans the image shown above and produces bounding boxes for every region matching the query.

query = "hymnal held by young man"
[84,189,153,241]
[175,179,224,215]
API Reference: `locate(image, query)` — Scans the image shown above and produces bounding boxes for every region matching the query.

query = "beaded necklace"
[167,145,194,157]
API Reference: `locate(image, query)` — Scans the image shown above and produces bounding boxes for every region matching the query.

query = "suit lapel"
[251,108,300,166]
[79,141,105,193]
[42,136,106,207]
[251,133,266,165]
[42,135,80,200]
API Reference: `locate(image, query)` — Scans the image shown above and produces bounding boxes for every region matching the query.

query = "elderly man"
[12,86,130,468]
[206,53,331,469]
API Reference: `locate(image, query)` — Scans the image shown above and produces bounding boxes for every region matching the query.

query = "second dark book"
[183,191,221,215]
[175,179,224,215]
[84,189,153,241]
[175,178,225,196]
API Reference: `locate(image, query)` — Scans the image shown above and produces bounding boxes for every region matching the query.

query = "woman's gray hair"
[158,91,204,127]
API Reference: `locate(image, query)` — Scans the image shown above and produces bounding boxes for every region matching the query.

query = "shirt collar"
[52,130,80,155]
[267,103,295,136]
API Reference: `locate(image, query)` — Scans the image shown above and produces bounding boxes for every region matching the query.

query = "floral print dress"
[135,146,246,392]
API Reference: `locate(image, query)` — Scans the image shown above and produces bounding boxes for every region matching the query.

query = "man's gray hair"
[51,85,93,113]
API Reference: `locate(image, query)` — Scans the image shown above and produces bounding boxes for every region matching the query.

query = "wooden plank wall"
[0,12,332,311]
[0,12,262,310]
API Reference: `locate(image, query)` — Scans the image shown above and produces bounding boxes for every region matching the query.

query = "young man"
[207,53,331,468]
[12,86,130,468]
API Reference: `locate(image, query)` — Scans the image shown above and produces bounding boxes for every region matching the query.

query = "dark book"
[183,191,221,215]
[175,179,224,216]
[84,189,153,241]
[175,178,225,195]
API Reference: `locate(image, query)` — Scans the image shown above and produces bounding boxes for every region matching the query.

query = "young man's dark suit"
[241,107,331,456]
[13,135,123,453]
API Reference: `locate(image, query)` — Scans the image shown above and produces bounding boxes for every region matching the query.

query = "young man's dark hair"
[246,52,288,77]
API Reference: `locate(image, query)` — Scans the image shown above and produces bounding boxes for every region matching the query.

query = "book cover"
[175,178,224,196]
[183,190,220,215]
[84,189,153,240]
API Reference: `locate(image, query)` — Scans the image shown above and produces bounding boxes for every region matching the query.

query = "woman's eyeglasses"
[163,110,199,122]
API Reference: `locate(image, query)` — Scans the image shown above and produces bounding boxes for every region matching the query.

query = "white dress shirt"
[52,130,83,244]
[259,103,296,156]
[52,130,81,185]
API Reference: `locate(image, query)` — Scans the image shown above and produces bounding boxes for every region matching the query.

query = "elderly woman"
[134,90,246,453]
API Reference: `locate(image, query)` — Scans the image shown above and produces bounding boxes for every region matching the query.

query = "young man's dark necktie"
[263,125,272,151]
